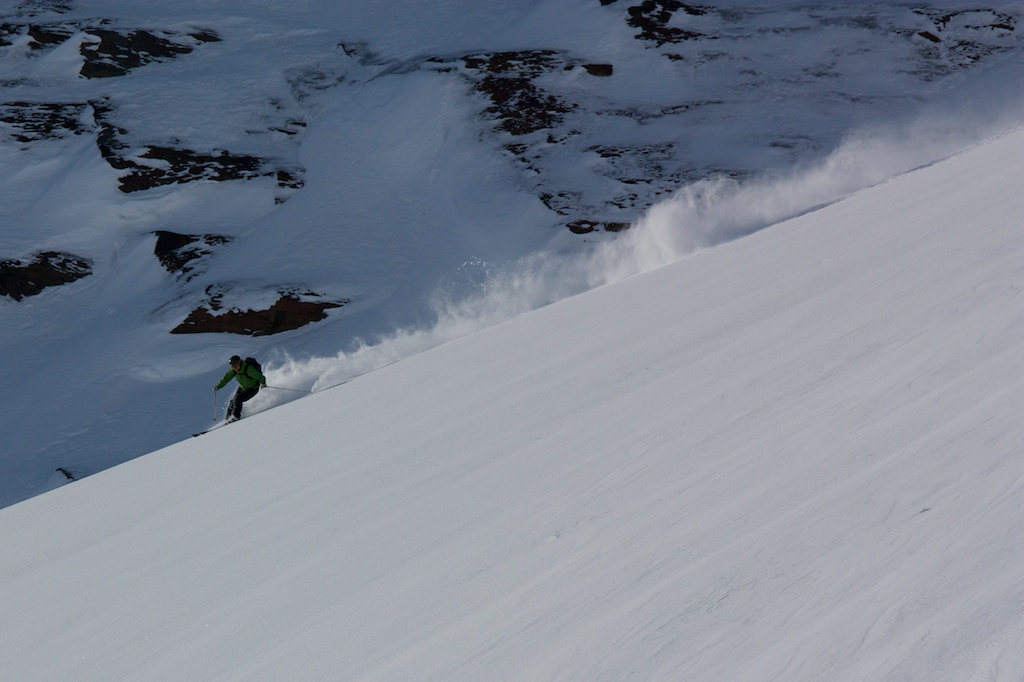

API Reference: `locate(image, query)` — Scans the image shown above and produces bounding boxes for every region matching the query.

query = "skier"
[214,355,266,423]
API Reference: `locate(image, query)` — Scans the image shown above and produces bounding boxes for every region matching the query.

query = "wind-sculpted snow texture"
[0,127,1021,682]
[0,0,1021,505]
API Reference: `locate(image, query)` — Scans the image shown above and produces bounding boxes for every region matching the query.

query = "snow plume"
[268,107,1021,403]
[609,114,1023,281]
[256,262,594,409]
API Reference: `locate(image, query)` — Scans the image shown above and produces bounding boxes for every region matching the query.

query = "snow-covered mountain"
[0,1,1020,504]
[1,119,1021,682]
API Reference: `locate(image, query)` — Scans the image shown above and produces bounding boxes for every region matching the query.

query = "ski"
[192,420,235,437]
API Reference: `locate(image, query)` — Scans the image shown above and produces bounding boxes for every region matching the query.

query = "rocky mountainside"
[0,0,1020,506]
[2,2,1019,323]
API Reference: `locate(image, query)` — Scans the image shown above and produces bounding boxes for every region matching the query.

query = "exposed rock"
[80,28,219,78]
[567,219,631,234]
[589,142,677,185]
[339,40,389,66]
[612,2,1018,78]
[0,25,17,46]
[583,63,614,76]
[626,1,711,47]
[429,46,747,232]
[55,467,76,480]
[266,119,307,137]
[2,2,1020,243]
[26,22,74,48]
[274,168,304,189]
[90,99,303,193]
[567,219,599,234]
[153,230,232,281]
[0,19,220,76]
[119,146,262,192]
[444,49,646,230]
[0,251,92,301]
[0,97,304,193]
[910,8,1017,76]
[0,101,89,142]
[14,1,72,17]
[461,50,578,136]
[540,191,584,217]
[171,290,347,336]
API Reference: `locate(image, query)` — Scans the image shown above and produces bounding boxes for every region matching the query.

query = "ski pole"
[265,385,314,394]
[213,387,218,422]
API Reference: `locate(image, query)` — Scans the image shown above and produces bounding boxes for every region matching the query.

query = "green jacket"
[216,360,266,391]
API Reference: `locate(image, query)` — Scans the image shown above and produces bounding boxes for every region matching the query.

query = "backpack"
[244,356,262,376]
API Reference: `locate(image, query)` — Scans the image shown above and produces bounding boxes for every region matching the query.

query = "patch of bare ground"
[171,291,347,336]
[0,251,91,300]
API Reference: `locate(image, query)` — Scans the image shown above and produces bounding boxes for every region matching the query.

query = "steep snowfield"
[1,126,1020,681]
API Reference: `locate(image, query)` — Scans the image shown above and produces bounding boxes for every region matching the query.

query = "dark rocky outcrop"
[3,108,301,198]
[13,1,72,17]
[0,96,305,193]
[909,8,1017,76]
[567,220,631,234]
[153,231,232,281]
[626,1,710,47]
[55,467,76,481]
[0,251,92,300]
[2,2,1020,243]
[26,22,74,48]
[448,49,632,231]
[114,145,261,193]
[0,20,296,193]
[171,290,347,336]
[582,63,614,77]
[89,99,304,193]
[79,27,220,78]
[0,101,89,142]
[0,19,220,77]
[461,50,579,136]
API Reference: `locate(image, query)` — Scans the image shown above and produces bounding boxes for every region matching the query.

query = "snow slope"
[1,125,1020,681]
[2,0,1022,507]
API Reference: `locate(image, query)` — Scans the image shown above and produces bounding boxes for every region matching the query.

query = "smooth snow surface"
[1,126,1021,681]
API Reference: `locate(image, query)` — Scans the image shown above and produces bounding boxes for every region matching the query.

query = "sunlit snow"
[1,2,1022,679]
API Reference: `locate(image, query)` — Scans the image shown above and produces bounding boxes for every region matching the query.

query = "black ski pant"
[227,385,260,420]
